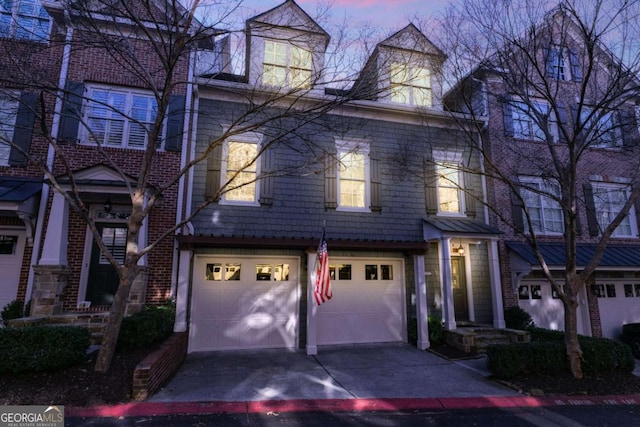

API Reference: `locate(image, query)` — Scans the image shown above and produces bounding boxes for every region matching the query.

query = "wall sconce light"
[103,196,112,214]
[456,240,465,256]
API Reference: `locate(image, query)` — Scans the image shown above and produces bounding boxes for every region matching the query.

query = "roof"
[423,217,502,240]
[0,178,42,203]
[506,241,640,268]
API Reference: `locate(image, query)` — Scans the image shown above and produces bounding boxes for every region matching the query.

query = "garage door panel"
[518,282,589,335]
[596,282,640,340]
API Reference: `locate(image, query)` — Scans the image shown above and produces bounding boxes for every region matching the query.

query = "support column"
[440,237,456,330]
[174,249,192,333]
[39,191,69,265]
[31,265,69,316]
[489,240,506,328]
[125,267,148,316]
[306,251,318,355]
[414,253,430,350]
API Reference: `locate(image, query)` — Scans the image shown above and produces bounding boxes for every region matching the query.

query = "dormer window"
[544,46,582,82]
[263,40,312,89]
[390,63,432,107]
[0,0,50,41]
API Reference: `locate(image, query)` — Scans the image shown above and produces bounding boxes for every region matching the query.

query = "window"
[336,140,369,211]
[263,40,312,89]
[591,182,637,237]
[0,235,18,254]
[206,263,241,281]
[0,0,49,41]
[579,107,620,148]
[221,139,260,204]
[0,94,17,166]
[520,178,564,235]
[544,46,581,82]
[329,264,351,280]
[84,86,159,149]
[511,101,557,141]
[390,63,432,106]
[436,163,463,215]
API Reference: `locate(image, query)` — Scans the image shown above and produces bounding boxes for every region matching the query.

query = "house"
[174,0,506,354]
[0,0,190,322]
[443,6,640,340]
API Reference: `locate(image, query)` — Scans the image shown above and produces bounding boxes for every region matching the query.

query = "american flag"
[314,230,332,305]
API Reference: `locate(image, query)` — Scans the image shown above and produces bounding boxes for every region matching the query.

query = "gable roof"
[247,0,329,40]
[379,23,445,58]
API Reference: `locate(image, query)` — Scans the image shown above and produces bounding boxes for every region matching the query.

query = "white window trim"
[0,92,18,167]
[81,84,163,150]
[591,181,638,238]
[433,150,465,217]
[219,132,263,207]
[262,39,313,89]
[580,107,621,149]
[511,99,559,142]
[389,62,432,107]
[0,0,51,42]
[547,46,571,81]
[519,176,564,236]
[336,139,370,212]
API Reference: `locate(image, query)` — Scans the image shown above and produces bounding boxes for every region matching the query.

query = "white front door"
[316,258,405,345]
[0,229,26,311]
[189,256,300,352]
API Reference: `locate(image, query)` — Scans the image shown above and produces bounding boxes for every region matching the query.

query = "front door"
[451,257,469,321]
[86,223,127,306]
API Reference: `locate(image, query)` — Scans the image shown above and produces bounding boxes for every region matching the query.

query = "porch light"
[456,240,465,256]
[104,196,112,214]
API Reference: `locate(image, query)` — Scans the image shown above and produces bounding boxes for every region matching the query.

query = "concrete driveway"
[150,343,518,403]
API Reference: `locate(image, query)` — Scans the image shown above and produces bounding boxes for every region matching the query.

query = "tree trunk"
[563,295,583,379]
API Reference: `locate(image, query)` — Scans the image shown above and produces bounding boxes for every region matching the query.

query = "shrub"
[428,316,444,344]
[1,300,25,325]
[118,303,176,350]
[486,329,635,379]
[0,326,90,373]
[504,306,534,330]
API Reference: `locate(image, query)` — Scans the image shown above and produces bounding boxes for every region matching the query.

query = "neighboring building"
[444,7,640,340]
[0,1,190,318]
[175,0,505,354]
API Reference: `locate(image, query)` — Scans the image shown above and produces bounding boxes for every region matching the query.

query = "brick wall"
[132,332,188,401]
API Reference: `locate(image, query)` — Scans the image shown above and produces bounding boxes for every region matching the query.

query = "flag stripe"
[314,231,332,305]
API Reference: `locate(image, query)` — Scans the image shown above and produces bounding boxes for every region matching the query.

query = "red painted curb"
[65,394,640,418]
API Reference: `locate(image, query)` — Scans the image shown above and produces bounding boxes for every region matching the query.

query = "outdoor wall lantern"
[103,196,112,214]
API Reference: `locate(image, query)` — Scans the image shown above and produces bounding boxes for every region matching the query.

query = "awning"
[423,217,502,241]
[0,178,41,215]
[506,241,640,269]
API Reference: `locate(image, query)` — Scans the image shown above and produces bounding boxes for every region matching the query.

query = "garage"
[0,229,26,312]
[517,280,591,335]
[189,256,300,352]
[316,258,405,345]
[593,280,640,340]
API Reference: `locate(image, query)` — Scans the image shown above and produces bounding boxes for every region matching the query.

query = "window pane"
[225,141,257,202]
[531,285,542,299]
[339,180,365,207]
[606,284,616,298]
[274,264,289,281]
[338,264,351,280]
[206,263,222,281]
[625,284,633,297]
[225,263,241,280]
[0,235,18,254]
[391,85,410,104]
[99,227,127,265]
[291,68,311,89]
[291,46,311,69]
[414,87,432,107]
[518,286,530,300]
[256,264,272,281]
[381,265,393,280]
[365,264,378,280]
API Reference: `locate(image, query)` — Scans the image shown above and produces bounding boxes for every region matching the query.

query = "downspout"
[170,47,197,298]
[25,24,74,304]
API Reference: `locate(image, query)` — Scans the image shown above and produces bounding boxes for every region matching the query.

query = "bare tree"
[0,0,375,372]
[435,0,640,378]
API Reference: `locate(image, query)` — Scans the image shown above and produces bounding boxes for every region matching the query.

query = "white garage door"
[316,258,405,345]
[518,281,590,335]
[0,230,26,312]
[189,256,300,352]
[594,281,640,340]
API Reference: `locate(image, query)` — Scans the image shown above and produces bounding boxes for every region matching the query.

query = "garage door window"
[624,284,640,298]
[365,264,394,280]
[329,264,351,280]
[206,263,241,281]
[256,263,290,281]
[592,284,616,298]
[0,235,18,254]
[519,284,542,300]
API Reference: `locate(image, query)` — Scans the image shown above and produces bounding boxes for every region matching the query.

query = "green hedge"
[487,329,634,379]
[504,306,534,330]
[1,300,25,324]
[0,326,90,374]
[118,304,175,350]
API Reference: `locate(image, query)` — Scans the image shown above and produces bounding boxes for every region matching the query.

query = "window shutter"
[9,92,38,167]
[370,156,382,211]
[165,95,185,152]
[510,177,525,233]
[543,47,554,78]
[324,155,337,209]
[556,102,568,143]
[204,144,222,200]
[463,171,477,218]
[583,182,600,237]
[259,147,274,206]
[424,158,438,216]
[569,50,582,82]
[502,97,514,137]
[618,109,638,148]
[58,82,84,143]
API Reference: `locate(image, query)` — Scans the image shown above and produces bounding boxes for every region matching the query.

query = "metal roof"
[423,217,502,240]
[506,241,640,268]
[0,178,41,202]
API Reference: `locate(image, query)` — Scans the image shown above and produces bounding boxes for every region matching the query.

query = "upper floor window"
[520,177,564,235]
[84,86,159,149]
[0,94,17,166]
[579,107,620,149]
[436,162,464,215]
[263,40,312,89]
[591,182,637,237]
[390,63,432,107]
[0,0,50,41]
[511,101,558,142]
[221,137,260,205]
[336,140,369,211]
[544,46,582,82]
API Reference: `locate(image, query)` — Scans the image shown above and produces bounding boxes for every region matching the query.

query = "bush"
[118,303,175,350]
[428,316,444,344]
[486,328,635,379]
[1,300,25,324]
[0,326,90,373]
[504,306,534,330]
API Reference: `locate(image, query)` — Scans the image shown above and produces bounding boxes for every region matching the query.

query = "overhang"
[0,178,41,216]
[423,217,502,241]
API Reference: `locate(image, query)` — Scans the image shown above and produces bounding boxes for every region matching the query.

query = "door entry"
[451,257,469,321]
[86,223,127,306]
